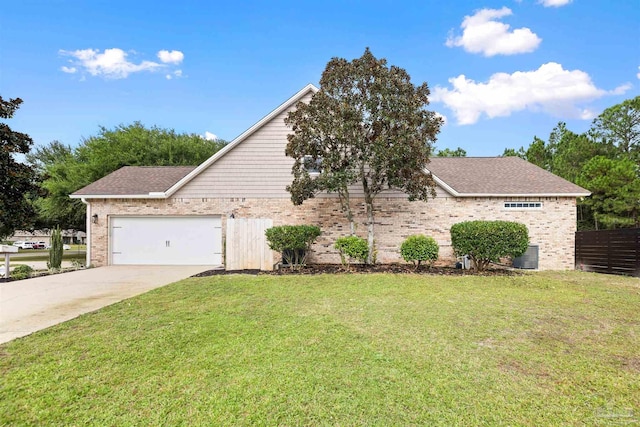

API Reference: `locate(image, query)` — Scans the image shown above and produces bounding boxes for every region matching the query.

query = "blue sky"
[2,0,638,156]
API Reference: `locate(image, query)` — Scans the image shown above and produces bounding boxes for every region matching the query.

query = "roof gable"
[71,84,318,199]
[164,84,319,197]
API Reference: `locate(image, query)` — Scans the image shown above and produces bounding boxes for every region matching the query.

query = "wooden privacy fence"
[575,228,640,277]
[225,218,274,271]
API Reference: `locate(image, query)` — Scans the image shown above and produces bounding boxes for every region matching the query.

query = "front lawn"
[10,251,86,263]
[1,271,638,425]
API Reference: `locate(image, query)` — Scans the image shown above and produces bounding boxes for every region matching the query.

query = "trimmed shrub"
[48,226,63,270]
[334,236,368,268]
[400,235,439,270]
[265,225,321,269]
[12,264,34,280]
[71,259,85,269]
[450,220,529,272]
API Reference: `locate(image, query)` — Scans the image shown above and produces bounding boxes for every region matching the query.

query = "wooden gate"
[225,218,274,271]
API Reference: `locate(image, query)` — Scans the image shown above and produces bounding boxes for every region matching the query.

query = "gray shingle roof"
[426,157,590,196]
[72,157,589,198]
[72,166,196,196]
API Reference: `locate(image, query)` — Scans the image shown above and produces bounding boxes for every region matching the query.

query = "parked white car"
[13,241,35,249]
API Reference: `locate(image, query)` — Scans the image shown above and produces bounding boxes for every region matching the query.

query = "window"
[303,155,322,174]
[503,201,542,210]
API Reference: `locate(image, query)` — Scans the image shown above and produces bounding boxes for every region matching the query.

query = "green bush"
[48,226,63,270]
[450,220,529,272]
[265,225,321,269]
[334,236,369,268]
[71,259,85,269]
[12,264,34,280]
[400,235,439,269]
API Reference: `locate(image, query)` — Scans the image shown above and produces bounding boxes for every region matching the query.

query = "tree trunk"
[361,170,375,264]
[338,189,356,235]
[365,202,375,264]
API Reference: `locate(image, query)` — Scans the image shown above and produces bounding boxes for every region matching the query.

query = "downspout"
[80,198,91,267]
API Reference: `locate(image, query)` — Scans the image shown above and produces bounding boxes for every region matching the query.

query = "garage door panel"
[112,222,169,264]
[112,218,178,265]
[111,217,222,265]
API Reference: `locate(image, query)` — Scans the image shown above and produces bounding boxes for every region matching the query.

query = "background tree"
[27,141,77,229]
[501,124,606,181]
[503,97,639,230]
[436,147,467,157]
[286,48,442,263]
[31,122,226,230]
[577,156,640,229]
[548,123,610,183]
[590,96,639,162]
[0,96,37,239]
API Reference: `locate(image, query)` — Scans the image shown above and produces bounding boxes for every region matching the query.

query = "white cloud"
[538,0,572,7]
[446,7,541,56]
[203,132,218,141]
[59,48,163,79]
[579,109,596,120]
[165,69,184,80]
[611,83,633,95]
[637,66,640,80]
[59,48,184,79]
[432,62,629,125]
[157,50,184,64]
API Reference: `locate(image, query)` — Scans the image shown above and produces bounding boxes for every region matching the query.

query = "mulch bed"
[1,265,524,282]
[191,263,523,277]
[192,269,261,277]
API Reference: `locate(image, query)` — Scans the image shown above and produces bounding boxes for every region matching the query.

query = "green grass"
[1,271,638,425]
[10,252,85,263]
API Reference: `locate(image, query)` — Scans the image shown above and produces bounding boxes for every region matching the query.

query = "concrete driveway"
[0,265,213,344]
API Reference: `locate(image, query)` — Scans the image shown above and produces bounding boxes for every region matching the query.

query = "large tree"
[285,48,442,263]
[0,96,37,239]
[590,95,639,162]
[577,156,640,229]
[32,122,226,230]
[548,123,610,183]
[502,136,551,169]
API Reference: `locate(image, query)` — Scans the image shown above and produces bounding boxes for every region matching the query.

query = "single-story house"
[71,84,590,270]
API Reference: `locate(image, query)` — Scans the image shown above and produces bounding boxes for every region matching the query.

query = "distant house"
[8,229,86,245]
[72,85,589,270]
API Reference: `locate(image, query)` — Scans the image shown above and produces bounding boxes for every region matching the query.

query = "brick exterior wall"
[88,195,577,270]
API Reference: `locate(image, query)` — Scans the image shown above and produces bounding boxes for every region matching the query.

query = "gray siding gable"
[172,89,314,199]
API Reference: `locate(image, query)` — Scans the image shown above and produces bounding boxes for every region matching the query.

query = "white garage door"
[111,216,222,265]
